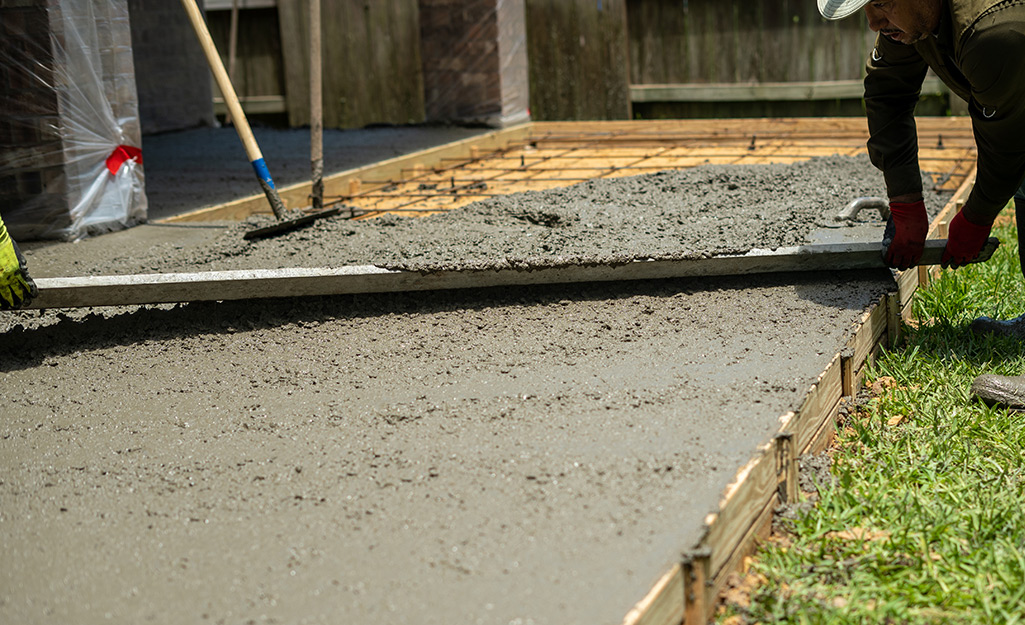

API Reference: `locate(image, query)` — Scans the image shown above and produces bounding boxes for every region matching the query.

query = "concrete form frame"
[153,117,976,625]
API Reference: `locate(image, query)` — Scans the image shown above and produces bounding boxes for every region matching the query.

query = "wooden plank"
[897,266,921,314]
[628,1,841,84]
[213,94,287,115]
[683,553,711,625]
[702,441,778,578]
[207,0,277,9]
[886,291,902,348]
[777,432,800,505]
[625,0,882,118]
[805,408,838,455]
[630,77,947,103]
[621,564,685,625]
[841,349,855,398]
[858,340,886,388]
[276,0,306,126]
[205,5,285,105]
[791,355,843,454]
[848,295,888,373]
[529,117,973,140]
[705,491,779,622]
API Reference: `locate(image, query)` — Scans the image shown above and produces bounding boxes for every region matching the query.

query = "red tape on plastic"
[105,145,143,175]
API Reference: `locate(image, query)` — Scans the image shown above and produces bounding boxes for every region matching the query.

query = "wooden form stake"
[886,291,902,349]
[310,0,324,210]
[841,348,855,398]
[682,552,711,624]
[775,433,799,504]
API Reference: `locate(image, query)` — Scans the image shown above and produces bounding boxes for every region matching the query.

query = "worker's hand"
[941,210,993,269]
[881,199,929,270]
[0,218,38,310]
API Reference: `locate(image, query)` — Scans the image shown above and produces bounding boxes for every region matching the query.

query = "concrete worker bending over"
[817,0,1025,408]
[0,214,38,310]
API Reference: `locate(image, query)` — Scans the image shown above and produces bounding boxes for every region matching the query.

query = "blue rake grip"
[251,158,286,219]
[251,158,276,189]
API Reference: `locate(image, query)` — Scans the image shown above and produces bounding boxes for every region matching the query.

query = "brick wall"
[127,0,214,134]
[419,0,530,127]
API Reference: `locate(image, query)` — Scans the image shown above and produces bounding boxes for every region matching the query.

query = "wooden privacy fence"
[625,0,951,118]
[629,1,869,85]
[203,0,950,128]
[205,0,424,128]
[524,0,632,121]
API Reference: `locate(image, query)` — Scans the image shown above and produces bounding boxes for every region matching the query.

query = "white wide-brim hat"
[818,0,872,20]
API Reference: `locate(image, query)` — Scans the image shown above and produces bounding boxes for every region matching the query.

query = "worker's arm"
[0,214,38,310]
[943,10,1025,267]
[864,33,930,203]
[959,13,1025,224]
[862,34,932,269]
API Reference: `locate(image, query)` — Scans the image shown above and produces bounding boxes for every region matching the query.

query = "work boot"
[969,313,1025,340]
[972,374,1025,411]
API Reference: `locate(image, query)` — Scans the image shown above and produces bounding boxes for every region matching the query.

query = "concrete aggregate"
[0,154,940,624]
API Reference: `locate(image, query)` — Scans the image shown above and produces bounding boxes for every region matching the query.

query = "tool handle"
[310,0,324,210]
[180,0,286,219]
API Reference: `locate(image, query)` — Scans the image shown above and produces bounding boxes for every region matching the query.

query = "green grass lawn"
[718,217,1025,624]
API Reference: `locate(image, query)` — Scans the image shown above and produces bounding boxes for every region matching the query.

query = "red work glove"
[881,200,929,270]
[941,210,992,268]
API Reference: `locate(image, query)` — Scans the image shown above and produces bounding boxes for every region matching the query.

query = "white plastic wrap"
[0,0,146,241]
[419,0,530,128]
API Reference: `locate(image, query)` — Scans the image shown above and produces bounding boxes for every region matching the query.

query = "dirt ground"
[0,150,945,624]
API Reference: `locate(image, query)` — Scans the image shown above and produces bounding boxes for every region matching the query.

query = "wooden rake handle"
[179,0,287,220]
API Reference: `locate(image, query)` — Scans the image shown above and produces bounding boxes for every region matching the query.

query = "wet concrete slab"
[0,151,942,624]
[0,272,894,625]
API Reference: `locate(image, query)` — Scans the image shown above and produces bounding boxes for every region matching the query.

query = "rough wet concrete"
[1,272,892,625]
[19,154,947,280]
[1,155,944,624]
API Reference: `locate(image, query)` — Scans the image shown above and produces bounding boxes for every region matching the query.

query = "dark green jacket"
[865,0,1025,223]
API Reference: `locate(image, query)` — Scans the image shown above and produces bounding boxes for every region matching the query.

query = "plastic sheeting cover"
[0,0,146,241]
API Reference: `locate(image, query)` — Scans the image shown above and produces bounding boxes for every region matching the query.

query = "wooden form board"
[619,165,980,625]
[159,117,978,225]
